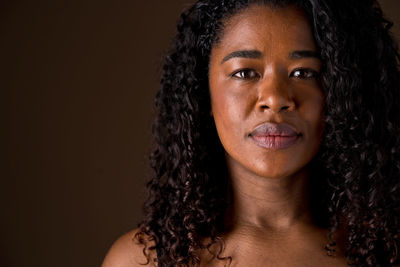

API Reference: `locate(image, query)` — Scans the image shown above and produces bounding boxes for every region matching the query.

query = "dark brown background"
[2,1,399,267]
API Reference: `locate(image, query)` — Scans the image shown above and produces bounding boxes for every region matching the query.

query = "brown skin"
[209,5,324,228]
[204,5,346,266]
[102,5,347,267]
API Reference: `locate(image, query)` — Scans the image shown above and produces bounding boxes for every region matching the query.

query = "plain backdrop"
[2,1,400,267]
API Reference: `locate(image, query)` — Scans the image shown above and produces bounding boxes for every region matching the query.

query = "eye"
[231,69,260,80]
[290,68,319,79]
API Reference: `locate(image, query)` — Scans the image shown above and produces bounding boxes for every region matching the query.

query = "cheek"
[297,87,324,119]
[309,94,325,132]
[210,78,257,122]
[211,89,241,141]
[298,91,325,143]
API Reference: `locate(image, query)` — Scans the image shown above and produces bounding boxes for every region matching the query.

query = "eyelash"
[231,69,260,80]
[290,68,319,79]
[231,68,319,80]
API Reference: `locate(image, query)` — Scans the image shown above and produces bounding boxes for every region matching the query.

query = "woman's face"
[209,5,324,179]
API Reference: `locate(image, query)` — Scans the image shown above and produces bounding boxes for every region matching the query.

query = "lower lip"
[250,135,300,150]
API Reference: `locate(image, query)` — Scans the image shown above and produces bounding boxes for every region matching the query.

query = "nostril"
[281,106,290,111]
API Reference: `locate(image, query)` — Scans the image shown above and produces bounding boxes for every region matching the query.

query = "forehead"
[213,5,316,55]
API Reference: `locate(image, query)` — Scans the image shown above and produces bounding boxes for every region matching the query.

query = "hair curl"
[135,0,400,266]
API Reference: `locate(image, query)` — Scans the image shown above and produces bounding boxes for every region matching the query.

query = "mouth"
[248,122,301,150]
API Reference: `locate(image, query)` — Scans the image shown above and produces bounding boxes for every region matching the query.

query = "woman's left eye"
[290,69,319,79]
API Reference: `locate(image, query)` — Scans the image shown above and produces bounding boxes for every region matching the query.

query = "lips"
[249,122,300,150]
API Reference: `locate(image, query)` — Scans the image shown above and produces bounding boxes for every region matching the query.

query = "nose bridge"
[257,68,295,112]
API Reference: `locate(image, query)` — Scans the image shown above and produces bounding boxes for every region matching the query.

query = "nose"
[256,73,295,113]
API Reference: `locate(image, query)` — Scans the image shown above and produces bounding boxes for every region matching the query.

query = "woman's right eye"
[231,69,260,80]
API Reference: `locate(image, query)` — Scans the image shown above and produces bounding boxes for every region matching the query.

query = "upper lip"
[249,122,300,137]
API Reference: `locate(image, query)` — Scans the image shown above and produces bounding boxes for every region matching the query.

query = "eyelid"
[290,68,319,79]
[230,68,260,79]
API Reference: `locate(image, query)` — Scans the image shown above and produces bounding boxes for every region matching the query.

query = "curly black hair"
[135,0,400,266]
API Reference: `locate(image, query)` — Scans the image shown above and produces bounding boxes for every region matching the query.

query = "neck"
[225,160,312,233]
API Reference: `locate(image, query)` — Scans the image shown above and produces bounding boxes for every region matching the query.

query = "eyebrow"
[221,50,263,64]
[220,49,320,64]
[289,50,320,59]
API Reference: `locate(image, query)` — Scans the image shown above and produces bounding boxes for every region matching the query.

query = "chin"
[251,158,309,180]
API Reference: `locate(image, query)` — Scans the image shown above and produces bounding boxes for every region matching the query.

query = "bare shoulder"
[102,228,156,267]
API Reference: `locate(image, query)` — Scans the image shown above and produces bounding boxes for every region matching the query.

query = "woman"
[103,0,400,266]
